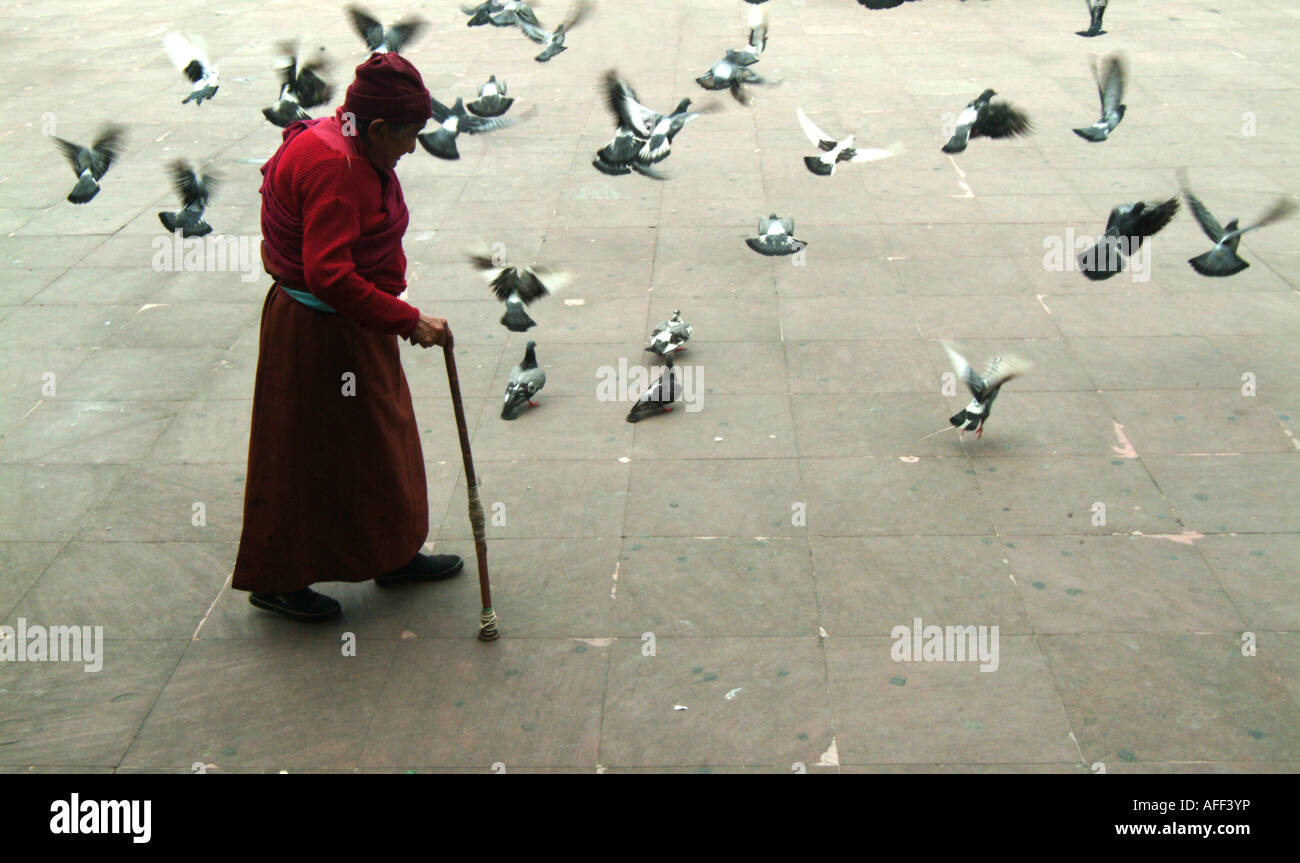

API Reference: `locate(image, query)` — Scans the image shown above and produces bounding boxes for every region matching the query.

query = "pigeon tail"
[1189,248,1250,277]
[418,130,460,160]
[67,174,100,204]
[948,408,983,432]
[941,128,970,153]
[1072,125,1108,142]
[803,156,835,176]
[500,304,537,332]
[467,95,513,117]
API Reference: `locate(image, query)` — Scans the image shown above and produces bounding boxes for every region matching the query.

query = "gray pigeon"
[1178,168,1297,277]
[1078,0,1108,37]
[466,75,513,117]
[1073,53,1125,142]
[502,341,546,419]
[346,4,425,54]
[518,1,590,62]
[746,214,806,256]
[626,356,679,423]
[418,97,529,160]
[1076,195,1178,280]
[468,251,571,332]
[645,310,692,357]
[942,89,1032,153]
[944,344,1029,439]
[53,125,124,204]
[796,107,900,176]
[163,32,219,105]
[262,42,334,128]
[158,161,218,237]
[696,56,767,106]
[605,70,713,165]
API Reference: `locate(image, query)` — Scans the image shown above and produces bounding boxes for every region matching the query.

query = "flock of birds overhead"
[45,0,1298,439]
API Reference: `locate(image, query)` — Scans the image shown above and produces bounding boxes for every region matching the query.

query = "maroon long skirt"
[232,285,428,593]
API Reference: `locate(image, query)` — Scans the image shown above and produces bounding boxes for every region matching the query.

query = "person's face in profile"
[366,119,425,171]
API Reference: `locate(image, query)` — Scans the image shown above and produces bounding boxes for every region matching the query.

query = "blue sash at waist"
[277,283,338,315]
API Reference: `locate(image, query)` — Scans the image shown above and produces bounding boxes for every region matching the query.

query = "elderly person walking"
[233,53,462,621]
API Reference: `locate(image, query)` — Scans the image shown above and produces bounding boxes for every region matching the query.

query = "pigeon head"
[979,89,997,100]
[672,98,692,114]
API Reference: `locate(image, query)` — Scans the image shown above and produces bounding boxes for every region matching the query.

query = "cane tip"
[478,624,500,641]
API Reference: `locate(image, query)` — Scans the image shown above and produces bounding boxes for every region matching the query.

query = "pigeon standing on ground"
[1073,53,1126,142]
[746,214,806,256]
[346,5,426,54]
[1078,0,1108,37]
[592,127,666,179]
[941,89,1033,153]
[943,344,1029,439]
[53,125,125,204]
[418,97,529,160]
[262,42,334,128]
[626,356,679,423]
[605,70,713,165]
[796,108,900,176]
[466,75,514,117]
[158,161,218,237]
[468,251,570,332]
[1076,195,1179,280]
[163,32,220,105]
[502,341,546,419]
[519,1,590,62]
[1177,169,1298,277]
[645,310,692,357]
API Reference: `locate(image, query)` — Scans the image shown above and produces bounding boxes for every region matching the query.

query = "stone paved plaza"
[0,0,1298,772]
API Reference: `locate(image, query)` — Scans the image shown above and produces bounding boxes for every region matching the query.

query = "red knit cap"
[342,53,433,123]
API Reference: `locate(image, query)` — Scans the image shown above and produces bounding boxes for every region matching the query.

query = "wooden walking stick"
[443,343,499,641]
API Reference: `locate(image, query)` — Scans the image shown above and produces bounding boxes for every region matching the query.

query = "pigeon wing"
[53,137,90,176]
[384,16,426,53]
[1133,195,1180,238]
[796,107,837,150]
[1177,170,1227,242]
[346,6,385,50]
[943,343,987,400]
[88,126,125,178]
[974,101,1033,139]
[518,20,550,43]
[1244,196,1299,233]
[848,142,901,163]
[295,63,334,108]
[1100,54,1126,116]
[605,71,659,137]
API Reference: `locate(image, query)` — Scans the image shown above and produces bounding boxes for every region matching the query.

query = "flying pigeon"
[1076,195,1179,280]
[502,341,546,420]
[746,214,806,256]
[592,128,666,179]
[1073,53,1125,142]
[52,125,125,204]
[943,344,1029,439]
[1078,0,1108,37]
[163,32,220,105]
[519,1,590,62]
[730,3,769,66]
[605,70,713,165]
[490,0,543,27]
[645,310,692,357]
[418,97,529,160]
[463,1,504,26]
[941,89,1032,153]
[468,251,570,332]
[262,42,334,128]
[466,75,514,117]
[626,357,679,423]
[796,107,900,176]
[158,161,218,237]
[1178,169,1298,277]
[346,4,425,54]
[696,7,770,107]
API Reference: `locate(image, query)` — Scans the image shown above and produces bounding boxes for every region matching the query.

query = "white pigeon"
[163,32,220,105]
[796,108,900,176]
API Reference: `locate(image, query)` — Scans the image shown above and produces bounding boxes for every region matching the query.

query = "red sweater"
[259,110,421,336]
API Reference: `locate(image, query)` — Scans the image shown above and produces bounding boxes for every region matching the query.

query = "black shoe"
[249,587,341,621]
[375,553,464,587]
